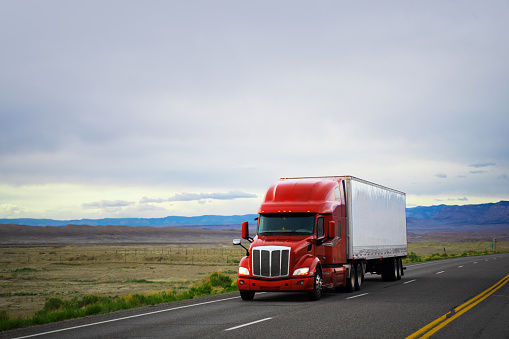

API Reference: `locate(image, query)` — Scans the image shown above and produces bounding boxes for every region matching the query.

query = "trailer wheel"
[355,262,363,291]
[396,258,401,280]
[345,264,356,293]
[381,260,388,281]
[399,258,404,277]
[240,291,255,301]
[308,269,323,301]
[382,258,398,282]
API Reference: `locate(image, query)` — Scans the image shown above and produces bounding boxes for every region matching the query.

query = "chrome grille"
[252,246,290,278]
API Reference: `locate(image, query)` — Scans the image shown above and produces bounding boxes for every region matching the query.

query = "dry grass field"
[0,224,507,322]
[407,239,509,257]
[0,244,245,319]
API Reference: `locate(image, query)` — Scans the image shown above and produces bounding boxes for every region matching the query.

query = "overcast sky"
[1,1,508,220]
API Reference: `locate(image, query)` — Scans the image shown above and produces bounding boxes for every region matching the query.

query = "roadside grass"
[0,272,236,331]
[403,249,506,264]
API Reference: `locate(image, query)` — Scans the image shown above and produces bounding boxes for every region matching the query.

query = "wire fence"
[0,246,247,267]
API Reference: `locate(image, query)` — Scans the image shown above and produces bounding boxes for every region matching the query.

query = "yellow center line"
[406,273,509,339]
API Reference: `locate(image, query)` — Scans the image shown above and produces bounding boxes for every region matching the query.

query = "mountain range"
[0,214,259,229]
[1,201,508,234]
[406,200,509,233]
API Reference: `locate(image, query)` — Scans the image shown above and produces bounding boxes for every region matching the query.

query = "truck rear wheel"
[345,264,356,292]
[240,291,255,301]
[355,262,363,291]
[396,258,401,280]
[308,269,323,301]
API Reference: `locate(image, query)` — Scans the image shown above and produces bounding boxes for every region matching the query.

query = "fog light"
[239,280,244,285]
[298,281,304,285]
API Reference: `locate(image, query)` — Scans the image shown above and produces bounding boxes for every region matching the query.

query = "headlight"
[293,267,310,276]
[238,267,249,275]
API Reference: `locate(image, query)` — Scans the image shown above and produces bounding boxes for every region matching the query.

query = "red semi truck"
[233,176,407,301]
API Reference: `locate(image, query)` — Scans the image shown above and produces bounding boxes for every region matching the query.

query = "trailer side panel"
[345,177,407,260]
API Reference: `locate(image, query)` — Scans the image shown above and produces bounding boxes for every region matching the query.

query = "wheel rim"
[315,273,323,296]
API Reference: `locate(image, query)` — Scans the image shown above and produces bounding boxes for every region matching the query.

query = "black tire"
[399,258,404,277]
[382,258,398,282]
[355,262,363,291]
[395,258,401,280]
[345,264,356,292]
[308,269,323,301]
[392,258,398,281]
[240,291,255,301]
[381,260,388,281]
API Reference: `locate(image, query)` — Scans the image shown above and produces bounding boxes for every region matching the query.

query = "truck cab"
[234,177,347,301]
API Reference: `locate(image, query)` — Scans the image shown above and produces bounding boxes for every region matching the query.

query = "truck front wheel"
[240,291,255,301]
[308,270,323,301]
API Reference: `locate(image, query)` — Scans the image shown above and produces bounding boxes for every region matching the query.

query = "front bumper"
[237,276,315,292]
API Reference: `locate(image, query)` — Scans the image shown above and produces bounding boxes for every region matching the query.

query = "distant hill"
[0,214,259,228]
[1,201,508,234]
[406,201,509,233]
[1,202,508,244]
[0,224,242,245]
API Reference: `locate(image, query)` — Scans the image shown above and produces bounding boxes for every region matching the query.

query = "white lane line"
[404,279,416,284]
[407,262,430,267]
[473,262,478,264]
[346,293,369,300]
[458,265,464,268]
[436,271,445,275]
[225,317,272,331]
[13,296,241,339]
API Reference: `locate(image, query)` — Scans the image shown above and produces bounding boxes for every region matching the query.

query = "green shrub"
[406,252,423,262]
[84,305,102,316]
[44,298,63,311]
[209,272,233,288]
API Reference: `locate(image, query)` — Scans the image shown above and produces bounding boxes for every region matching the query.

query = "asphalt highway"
[3,253,509,339]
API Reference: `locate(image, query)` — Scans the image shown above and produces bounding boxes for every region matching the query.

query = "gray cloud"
[435,197,469,202]
[141,191,257,204]
[470,171,487,174]
[470,163,496,168]
[435,173,448,179]
[83,200,135,209]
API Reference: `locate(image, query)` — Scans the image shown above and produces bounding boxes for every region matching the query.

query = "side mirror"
[233,238,249,256]
[242,221,249,240]
[328,221,337,238]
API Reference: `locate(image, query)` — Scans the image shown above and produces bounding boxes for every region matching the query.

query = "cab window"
[317,217,324,238]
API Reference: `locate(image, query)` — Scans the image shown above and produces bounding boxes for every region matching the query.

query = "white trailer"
[343,176,407,280]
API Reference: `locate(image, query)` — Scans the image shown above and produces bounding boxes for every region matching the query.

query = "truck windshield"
[258,213,315,235]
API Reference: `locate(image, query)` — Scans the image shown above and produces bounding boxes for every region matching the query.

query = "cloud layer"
[1,1,508,218]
